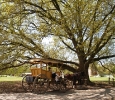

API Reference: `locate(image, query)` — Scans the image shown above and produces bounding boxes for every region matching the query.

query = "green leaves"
[0,0,115,73]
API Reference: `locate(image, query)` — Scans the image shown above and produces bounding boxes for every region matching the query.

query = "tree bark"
[77,60,94,85]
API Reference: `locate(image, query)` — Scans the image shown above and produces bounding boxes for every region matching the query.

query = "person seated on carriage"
[50,67,65,82]
[59,70,64,79]
[55,73,60,82]
[55,70,64,82]
[51,69,57,83]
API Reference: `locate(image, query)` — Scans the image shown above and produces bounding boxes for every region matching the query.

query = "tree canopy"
[0,0,115,80]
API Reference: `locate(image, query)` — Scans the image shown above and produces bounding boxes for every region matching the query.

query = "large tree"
[0,0,115,83]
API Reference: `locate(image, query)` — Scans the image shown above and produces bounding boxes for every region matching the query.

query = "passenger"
[55,73,60,82]
[60,70,64,79]
[51,72,56,85]
[52,72,56,79]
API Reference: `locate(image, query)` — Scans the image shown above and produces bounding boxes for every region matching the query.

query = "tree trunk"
[84,64,90,84]
[78,62,94,85]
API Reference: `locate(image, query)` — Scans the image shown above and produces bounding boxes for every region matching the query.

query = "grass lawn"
[90,76,111,82]
[0,76,23,82]
[0,76,114,82]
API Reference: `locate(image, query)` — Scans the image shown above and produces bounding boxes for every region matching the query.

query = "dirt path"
[0,88,115,100]
[0,82,115,100]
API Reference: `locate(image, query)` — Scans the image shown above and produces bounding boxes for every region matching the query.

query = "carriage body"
[30,68,52,79]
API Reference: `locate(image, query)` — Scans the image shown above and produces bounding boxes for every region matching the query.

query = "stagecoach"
[22,58,67,94]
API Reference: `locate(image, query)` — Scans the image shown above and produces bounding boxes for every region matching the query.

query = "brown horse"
[65,71,85,88]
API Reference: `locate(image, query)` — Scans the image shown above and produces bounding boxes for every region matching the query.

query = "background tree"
[0,0,115,83]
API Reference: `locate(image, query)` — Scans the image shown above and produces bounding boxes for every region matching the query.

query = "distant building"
[88,66,98,76]
[88,67,92,76]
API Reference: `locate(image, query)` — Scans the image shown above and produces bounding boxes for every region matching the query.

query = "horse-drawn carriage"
[22,58,67,94]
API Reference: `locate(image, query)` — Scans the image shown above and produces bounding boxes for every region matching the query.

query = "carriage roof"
[28,58,63,65]
[28,58,76,72]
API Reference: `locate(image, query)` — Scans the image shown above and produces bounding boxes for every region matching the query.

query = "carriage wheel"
[22,75,33,92]
[49,79,66,92]
[48,80,58,91]
[59,79,67,92]
[33,74,49,94]
[65,79,73,89]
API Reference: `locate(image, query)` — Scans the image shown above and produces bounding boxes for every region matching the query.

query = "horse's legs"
[72,79,77,88]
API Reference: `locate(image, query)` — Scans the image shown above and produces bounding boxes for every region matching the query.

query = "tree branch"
[99,61,114,73]
[59,37,77,53]
[102,5,115,21]
[24,1,46,12]
[51,0,63,16]
[93,55,115,62]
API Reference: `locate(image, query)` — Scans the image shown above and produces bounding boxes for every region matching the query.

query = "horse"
[64,71,85,88]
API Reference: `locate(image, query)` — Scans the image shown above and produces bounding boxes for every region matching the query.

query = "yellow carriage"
[22,58,66,94]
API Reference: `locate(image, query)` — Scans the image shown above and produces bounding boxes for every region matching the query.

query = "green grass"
[90,76,111,81]
[0,76,113,82]
[0,76,23,81]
